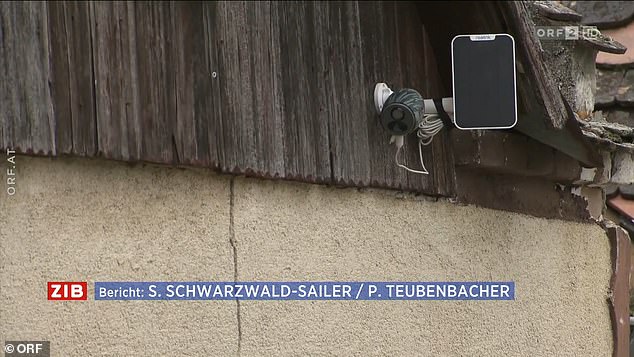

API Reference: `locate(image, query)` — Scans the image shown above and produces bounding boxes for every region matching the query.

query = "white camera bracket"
[373,83,453,116]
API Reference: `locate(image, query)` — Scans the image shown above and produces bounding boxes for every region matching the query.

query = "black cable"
[433,98,453,130]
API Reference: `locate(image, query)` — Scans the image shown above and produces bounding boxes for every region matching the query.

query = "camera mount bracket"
[373,83,453,116]
[374,83,394,114]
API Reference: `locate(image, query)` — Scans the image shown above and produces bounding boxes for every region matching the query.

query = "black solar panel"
[452,34,517,130]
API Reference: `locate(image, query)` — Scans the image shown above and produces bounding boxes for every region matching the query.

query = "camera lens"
[391,108,404,120]
[379,89,424,136]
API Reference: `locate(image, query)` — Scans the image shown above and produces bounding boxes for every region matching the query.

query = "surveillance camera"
[373,82,455,175]
[378,88,425,136]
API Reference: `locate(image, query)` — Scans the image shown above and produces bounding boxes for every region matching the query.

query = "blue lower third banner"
[94,282,514,301]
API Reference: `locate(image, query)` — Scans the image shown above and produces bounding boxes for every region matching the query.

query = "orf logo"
[47,282,87,300]
[4,341,50,357]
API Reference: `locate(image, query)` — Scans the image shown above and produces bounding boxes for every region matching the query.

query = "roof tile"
[606,109,634,127]
[606,185,619,197]
[608,194,634,219]
[616,70,634,105]
[595,68,625,107]
[620,184,634,199]
[596,21,634,66]
[534,1,582,22]
[576,1,634,29]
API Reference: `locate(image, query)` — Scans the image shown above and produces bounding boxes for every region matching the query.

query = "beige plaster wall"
[0,156,613,356]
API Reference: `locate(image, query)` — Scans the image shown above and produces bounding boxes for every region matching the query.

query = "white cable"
[393,114,448,175]
[395,138,429,175]
[417,114,444,145]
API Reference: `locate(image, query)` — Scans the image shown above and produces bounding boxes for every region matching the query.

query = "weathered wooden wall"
[0,1,454,195]
[1,1,55,155]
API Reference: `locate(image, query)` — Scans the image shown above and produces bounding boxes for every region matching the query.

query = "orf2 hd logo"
[47,282,87,300]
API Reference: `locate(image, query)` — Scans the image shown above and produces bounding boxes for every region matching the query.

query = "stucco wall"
[1,156,613,356]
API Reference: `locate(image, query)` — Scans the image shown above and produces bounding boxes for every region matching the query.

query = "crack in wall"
[229,177,242,355]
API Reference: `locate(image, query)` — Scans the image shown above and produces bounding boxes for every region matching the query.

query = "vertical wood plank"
[67,1,97,156]
[272,1,331,181]
[90,1,139,160]
[245,1,285,178]
[48,1,74,154]
[171,2,216,167]
[205,1,225,169]
[420,23,456,196]
[0,3,7,151]
[214,1,255,173]
[134,2,173,163]
[48,1,97,155]
[324,1,371,186]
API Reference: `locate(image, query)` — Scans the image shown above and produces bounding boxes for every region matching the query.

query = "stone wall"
[0,156,613,356]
